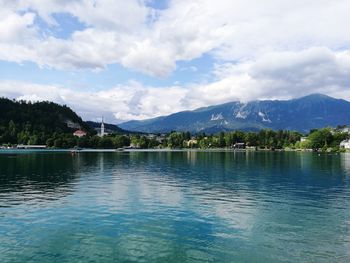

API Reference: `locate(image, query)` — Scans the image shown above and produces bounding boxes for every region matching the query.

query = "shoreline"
[0,148,348,154]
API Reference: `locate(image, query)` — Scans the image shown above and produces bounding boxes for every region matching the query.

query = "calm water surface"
[1,151,350,262]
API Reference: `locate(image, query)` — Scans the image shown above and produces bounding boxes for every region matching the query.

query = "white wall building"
[340,127,350,133]
[340,139,350,149]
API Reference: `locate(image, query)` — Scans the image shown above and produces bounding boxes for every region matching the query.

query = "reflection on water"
[1,151,350,262]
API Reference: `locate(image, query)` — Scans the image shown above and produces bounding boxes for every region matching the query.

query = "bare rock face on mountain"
[119,94,350,133]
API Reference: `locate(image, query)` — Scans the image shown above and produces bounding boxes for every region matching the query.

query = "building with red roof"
[73,130,87,137]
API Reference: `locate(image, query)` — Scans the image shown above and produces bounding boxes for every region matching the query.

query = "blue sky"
[1,0,350,123]
[0,54,214,91]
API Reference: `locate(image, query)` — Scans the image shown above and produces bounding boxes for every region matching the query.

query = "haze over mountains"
[119,94,350,133]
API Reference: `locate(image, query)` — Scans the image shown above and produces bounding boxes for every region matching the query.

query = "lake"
[1,151,350,262]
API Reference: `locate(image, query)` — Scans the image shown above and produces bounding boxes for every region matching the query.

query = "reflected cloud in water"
[1,151,350,262]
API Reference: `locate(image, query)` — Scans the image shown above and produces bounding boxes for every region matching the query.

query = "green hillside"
[0,98,94,145]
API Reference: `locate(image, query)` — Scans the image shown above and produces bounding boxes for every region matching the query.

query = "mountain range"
[119,94,350,133]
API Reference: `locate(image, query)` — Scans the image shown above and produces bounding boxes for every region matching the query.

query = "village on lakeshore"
[1,97,350,153]
[2,118,350,153]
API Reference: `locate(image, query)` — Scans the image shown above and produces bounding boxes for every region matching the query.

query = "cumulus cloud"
[1,0,350,75]
[0,80,189,122]
[1,0,350,121]
[1,48,350,122]
[206,48,350,102]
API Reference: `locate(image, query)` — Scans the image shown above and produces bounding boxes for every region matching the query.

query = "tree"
[28,135,39,145]
[245,132,258,146]
[113,135,130,148]
[46,138,55,147]
[148,138,160,148]
[167,132,184,148]
[139,136,149,149]
[98,137,114,149]
[54,138,63,148]
[77,137,89,148]
[218,132,226,147]
[308,128,333,150]
[224,133,233,147]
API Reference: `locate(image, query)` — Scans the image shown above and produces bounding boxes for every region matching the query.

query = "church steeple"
[100,116,105,137]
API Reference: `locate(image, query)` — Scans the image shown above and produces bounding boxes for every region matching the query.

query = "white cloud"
[1,0,350,76]
[0,80,188,122]
[204,47,350,103]
[1,0,350,121]
[0,11,35,42]
[4,0,149,29]
[1,48,350,122]
[36,29,125,70]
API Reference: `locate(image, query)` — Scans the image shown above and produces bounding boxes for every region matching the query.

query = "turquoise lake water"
[1,151,350,262]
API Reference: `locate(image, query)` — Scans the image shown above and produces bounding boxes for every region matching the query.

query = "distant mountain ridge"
[119,94,350,133]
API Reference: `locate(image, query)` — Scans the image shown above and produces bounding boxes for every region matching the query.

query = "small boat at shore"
[70,147,83,153]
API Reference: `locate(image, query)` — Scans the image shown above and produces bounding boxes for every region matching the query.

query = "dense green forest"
[0,98,94,145]
[0,98,349,151]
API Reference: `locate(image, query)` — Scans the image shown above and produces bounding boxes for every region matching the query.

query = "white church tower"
[100,117,105,137]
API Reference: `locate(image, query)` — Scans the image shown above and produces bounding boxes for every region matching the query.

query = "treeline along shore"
[1,97,349,152]
[1,124,349,152]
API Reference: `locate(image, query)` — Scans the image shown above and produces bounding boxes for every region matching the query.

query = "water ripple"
[1,152,350,262]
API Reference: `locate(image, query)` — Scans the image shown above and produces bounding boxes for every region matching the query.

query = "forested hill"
[0,98,93,145]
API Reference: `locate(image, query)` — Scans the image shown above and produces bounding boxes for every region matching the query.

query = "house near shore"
[73,130,87,137]
[233,143,246,149]
[187,139,198,148]
[335,126,350,133]
[300,137,308,142]
[340,139,350,149]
